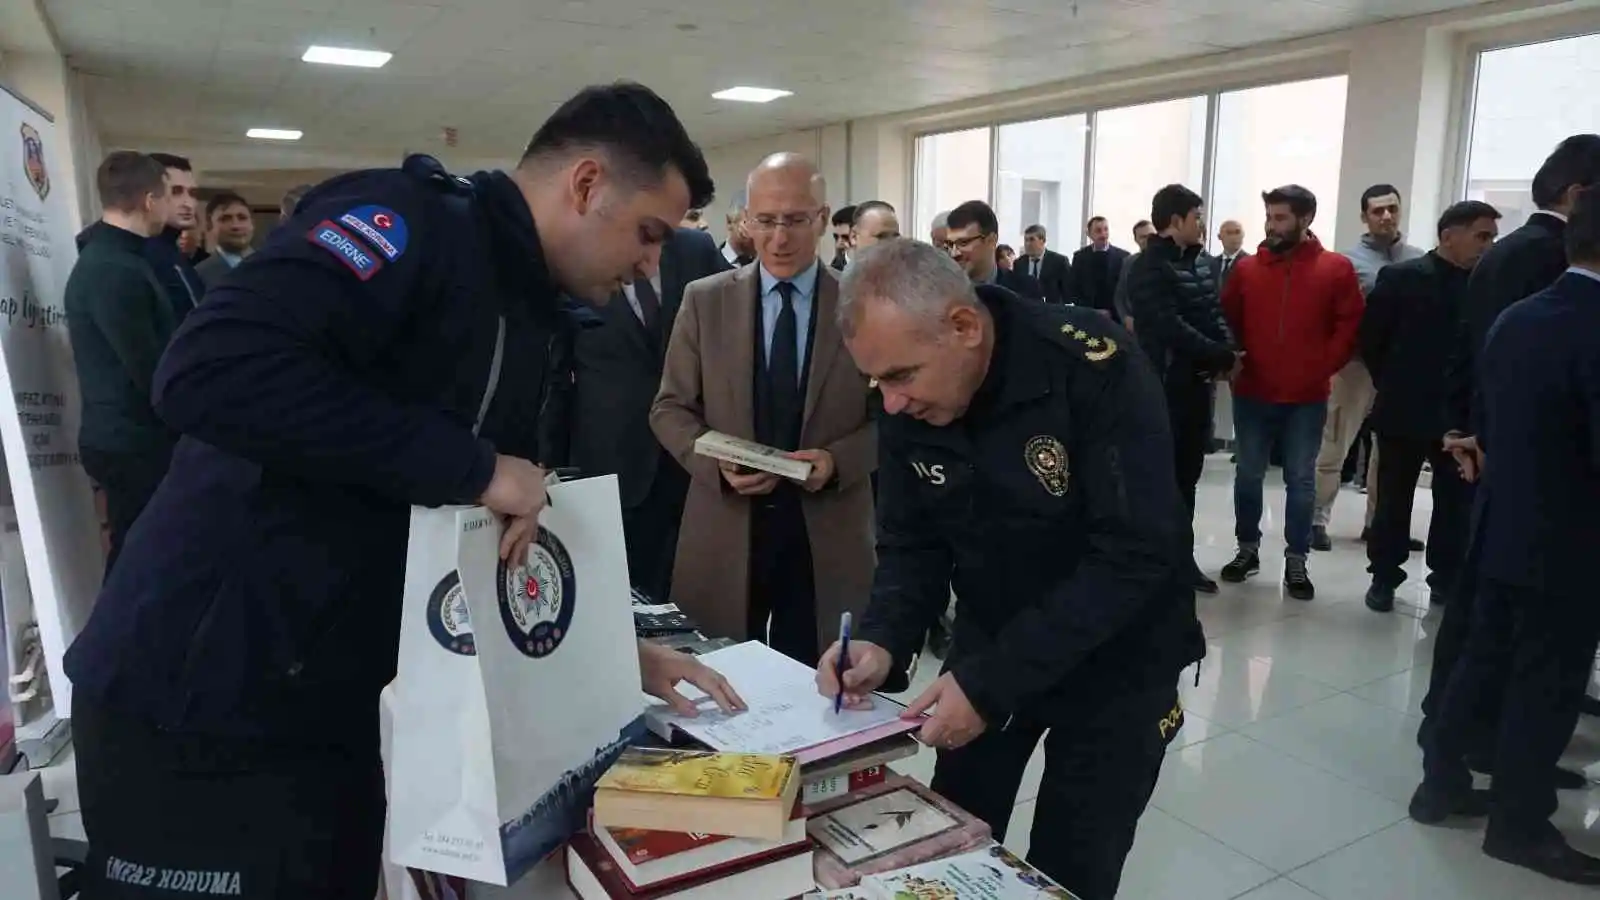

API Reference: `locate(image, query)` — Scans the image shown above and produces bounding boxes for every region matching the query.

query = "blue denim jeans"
[1233,396,1328,558]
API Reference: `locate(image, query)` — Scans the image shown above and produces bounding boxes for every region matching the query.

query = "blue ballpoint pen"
[833,611,852,714]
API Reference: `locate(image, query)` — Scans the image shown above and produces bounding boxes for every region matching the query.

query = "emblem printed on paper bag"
[497,526,577,658]
[1024,434,1070,497]
[20,123,49,200]
[425,570,476,656]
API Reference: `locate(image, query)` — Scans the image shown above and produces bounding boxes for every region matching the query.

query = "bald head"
[746,152,827,206]
[744,152,829,278]
[1218,218,1245,255]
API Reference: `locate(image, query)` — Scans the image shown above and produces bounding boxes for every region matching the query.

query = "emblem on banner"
[20,123,49,200]
[498,527,577,658]
[1024,434,1070,497]
[425,570,476,656]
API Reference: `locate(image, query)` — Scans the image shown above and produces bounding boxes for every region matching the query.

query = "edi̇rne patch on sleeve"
[337,205,409,261]
[307,221,384,281]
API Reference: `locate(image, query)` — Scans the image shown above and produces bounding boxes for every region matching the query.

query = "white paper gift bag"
[387,475,645,886]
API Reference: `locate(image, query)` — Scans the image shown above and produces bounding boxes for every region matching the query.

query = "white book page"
[643,641,909,755]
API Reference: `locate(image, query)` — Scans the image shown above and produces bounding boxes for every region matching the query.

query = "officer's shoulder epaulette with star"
[1047,309,1121,366]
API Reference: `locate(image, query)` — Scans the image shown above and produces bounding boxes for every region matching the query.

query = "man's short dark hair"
[1151,184,1203,232]
[147,152,191,172]
[1564,186,1600,265]
[947,200,998,236]
[206,191,249,221]
[1086,215,1107,230]
[832,205,856,228]
[1531,134,1600,210]
[521,81,715,210]
[1359,183,1400,215]
[1024,223,1046,239]
[1436,200,1500,237]
[96,151,167,213]
[851,200,895,226]
[1263,184,1317,218]
[1132,220,1152,235]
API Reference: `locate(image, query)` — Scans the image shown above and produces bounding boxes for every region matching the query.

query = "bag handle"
[472,315,506,437]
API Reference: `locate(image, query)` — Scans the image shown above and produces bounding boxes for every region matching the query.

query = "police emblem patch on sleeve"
[425,571,476,656]
[1024,434,1070,497]
[498,527,578,658]
[307,221,384,280]
[337,205,408,261]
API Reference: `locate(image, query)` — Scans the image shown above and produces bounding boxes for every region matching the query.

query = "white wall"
[699,124,853,244]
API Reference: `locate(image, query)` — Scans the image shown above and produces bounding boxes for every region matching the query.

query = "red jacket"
[1220,234,1363,404]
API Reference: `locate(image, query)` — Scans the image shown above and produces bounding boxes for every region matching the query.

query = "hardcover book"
[594,749,801,841]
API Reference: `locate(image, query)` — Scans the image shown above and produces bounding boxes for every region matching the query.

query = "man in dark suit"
[570,226,731,602]
[943,200,1042,300]
[1422,135,1600,769]
[1358,201,1501,614]
[1070,215,1131,319]
[1214,219,1250,291]
[1412,186,1600,885]
[1019,223,1073,304]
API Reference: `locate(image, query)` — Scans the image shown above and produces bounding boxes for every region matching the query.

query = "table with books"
[386,595,1079,900]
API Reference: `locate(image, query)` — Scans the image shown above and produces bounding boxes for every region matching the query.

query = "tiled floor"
[38,455,1600,898]
[881,455,1600,899]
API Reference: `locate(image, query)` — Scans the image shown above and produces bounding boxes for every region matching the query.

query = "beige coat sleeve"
[649,284,724,491]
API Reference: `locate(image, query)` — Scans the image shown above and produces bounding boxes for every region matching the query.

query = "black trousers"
[1167,372,1212,570]
[1422,578,1600,843]
[930,682,1179,900]
[80,444,173,578]
[748,489,820,666]
[620,454,688,603]
[73,694,385,900]
[1367,435,1472,592]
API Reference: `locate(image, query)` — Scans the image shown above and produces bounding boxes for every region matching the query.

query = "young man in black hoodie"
[65,151,176,573]
[74,153,205,323]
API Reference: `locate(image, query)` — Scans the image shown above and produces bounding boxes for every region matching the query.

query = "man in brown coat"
[652,153,876,664]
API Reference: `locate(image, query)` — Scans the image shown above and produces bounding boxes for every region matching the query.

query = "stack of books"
[805,843,1081,899]
[806,774,992,889]
[568,748,813,899]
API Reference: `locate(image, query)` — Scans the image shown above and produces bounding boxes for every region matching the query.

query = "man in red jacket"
[1219,185,1363,600]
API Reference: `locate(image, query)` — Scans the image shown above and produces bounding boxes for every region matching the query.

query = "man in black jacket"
[1425,135,1600,763]
[75,153,206,323]
[821,239,1202,900]
[1019,223,1073,304]
[1126,185,1237,595]
[1359,201,1500,614]
[1070,215,1131,319]
[569,226,730,602]
[64,151,176,574]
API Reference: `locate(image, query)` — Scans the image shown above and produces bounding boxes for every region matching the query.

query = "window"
[1088,96,1208,251]
[1464,33,1600,231]
[996,114,1088,254]
[912,127,991,243]
[1209,76,1348,253]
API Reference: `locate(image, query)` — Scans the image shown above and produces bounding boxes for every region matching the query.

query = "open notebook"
[642,641,923,765]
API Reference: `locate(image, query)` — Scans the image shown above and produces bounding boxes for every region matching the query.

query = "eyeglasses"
[943,233,990,253]
[745,209,823,233]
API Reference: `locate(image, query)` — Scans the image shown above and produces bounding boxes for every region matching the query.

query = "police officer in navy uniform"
[817,239,1205,900]
[1411,187,1600,885]
[64,83,745,900]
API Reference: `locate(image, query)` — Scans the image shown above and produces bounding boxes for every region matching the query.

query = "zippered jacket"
[1220,234,1363,404]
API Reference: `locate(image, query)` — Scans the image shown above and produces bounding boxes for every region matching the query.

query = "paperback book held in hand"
[387,476,645,886]
[692,430,812,482]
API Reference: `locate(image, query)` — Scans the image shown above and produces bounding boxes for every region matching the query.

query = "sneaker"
[1192,573,1220,594]
[1365,581,1395,612]
[1284,557,1315,600]
[1311,525,1332,551]
[1220,549,1260,583]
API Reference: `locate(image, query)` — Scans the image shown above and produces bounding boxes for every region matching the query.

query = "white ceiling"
[48,0,1492,176]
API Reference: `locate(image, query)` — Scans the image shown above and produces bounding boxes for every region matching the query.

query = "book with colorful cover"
[806,774,992,889]
[596,748,798,801]
[862,843,1081,899]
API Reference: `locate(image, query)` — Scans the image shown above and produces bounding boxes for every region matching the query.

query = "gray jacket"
[1112,251,1138,321]
[1343,233,1425,296]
